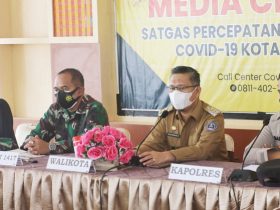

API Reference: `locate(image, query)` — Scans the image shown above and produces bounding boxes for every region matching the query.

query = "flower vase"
[92,159,119,171]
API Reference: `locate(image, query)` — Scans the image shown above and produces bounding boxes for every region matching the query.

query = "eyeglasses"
[167,85,198,93]
[53,87,79,95]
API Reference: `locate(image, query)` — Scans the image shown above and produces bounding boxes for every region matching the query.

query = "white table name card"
[47,156,92,173]
[168,163,223,184]
[0,151,19,166]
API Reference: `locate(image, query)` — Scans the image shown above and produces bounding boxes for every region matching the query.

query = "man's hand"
[23,135,50,155]
[139,151,175,167]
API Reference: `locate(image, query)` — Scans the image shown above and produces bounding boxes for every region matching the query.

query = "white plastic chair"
[225,134,235,161]
[15,123,36,147]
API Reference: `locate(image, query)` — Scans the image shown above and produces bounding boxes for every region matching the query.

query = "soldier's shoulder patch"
[206,121,218,131]
[204,105,221,117]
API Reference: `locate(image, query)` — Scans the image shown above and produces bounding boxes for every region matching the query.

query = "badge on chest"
[167,125,181,138]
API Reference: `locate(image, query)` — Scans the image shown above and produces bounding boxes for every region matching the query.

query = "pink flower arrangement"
[73,126,135,164]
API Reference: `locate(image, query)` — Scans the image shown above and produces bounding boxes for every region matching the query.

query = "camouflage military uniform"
[21,95,109,154]
[139,100,228,162]
[0,137,18,150]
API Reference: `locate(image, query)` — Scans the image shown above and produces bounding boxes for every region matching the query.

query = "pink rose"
[91,127,101,133]
[81,130,95,145]
[119,138,133,149]
[102,126,110,135]
[76,144,86,158]
[119,150,134,164]
[93,130,104,143]
[87,146,104,160]
[109,127,122,139]
[120,133,127,138]
[104,146,118,161]
[102,135,116,147]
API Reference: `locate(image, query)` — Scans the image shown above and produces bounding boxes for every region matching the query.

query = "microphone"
[128,110,169,166]
[228,115,271,181]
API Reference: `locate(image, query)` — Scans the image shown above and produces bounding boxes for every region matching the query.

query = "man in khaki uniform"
[139,66,228,167]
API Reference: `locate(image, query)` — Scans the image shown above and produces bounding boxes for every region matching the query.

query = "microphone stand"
[128,110,169,166]
[228,117,270,182]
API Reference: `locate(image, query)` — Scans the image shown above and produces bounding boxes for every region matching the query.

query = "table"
[0,157,279,210]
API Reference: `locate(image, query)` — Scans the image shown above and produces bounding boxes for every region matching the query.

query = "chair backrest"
[225,133,235,161]
[15,123,36,147]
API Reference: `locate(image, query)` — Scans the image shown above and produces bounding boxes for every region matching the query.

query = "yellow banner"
[116,0,280,112]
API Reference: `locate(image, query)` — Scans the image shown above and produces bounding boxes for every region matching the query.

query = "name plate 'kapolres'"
[168,163,223,184]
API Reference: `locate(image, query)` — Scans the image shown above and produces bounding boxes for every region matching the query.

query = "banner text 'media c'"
[149,0,280,17]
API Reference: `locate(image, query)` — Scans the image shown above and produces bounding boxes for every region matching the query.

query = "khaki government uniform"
[139,100,228,162]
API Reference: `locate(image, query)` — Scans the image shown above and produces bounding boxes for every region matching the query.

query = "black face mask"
[56,88,79,109]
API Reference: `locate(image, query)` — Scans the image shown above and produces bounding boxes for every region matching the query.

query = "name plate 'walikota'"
[168,163,223,184]
[47,155,92,173]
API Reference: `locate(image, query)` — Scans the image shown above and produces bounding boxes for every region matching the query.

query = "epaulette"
[203,104,221,117]
[158,105,174,117]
